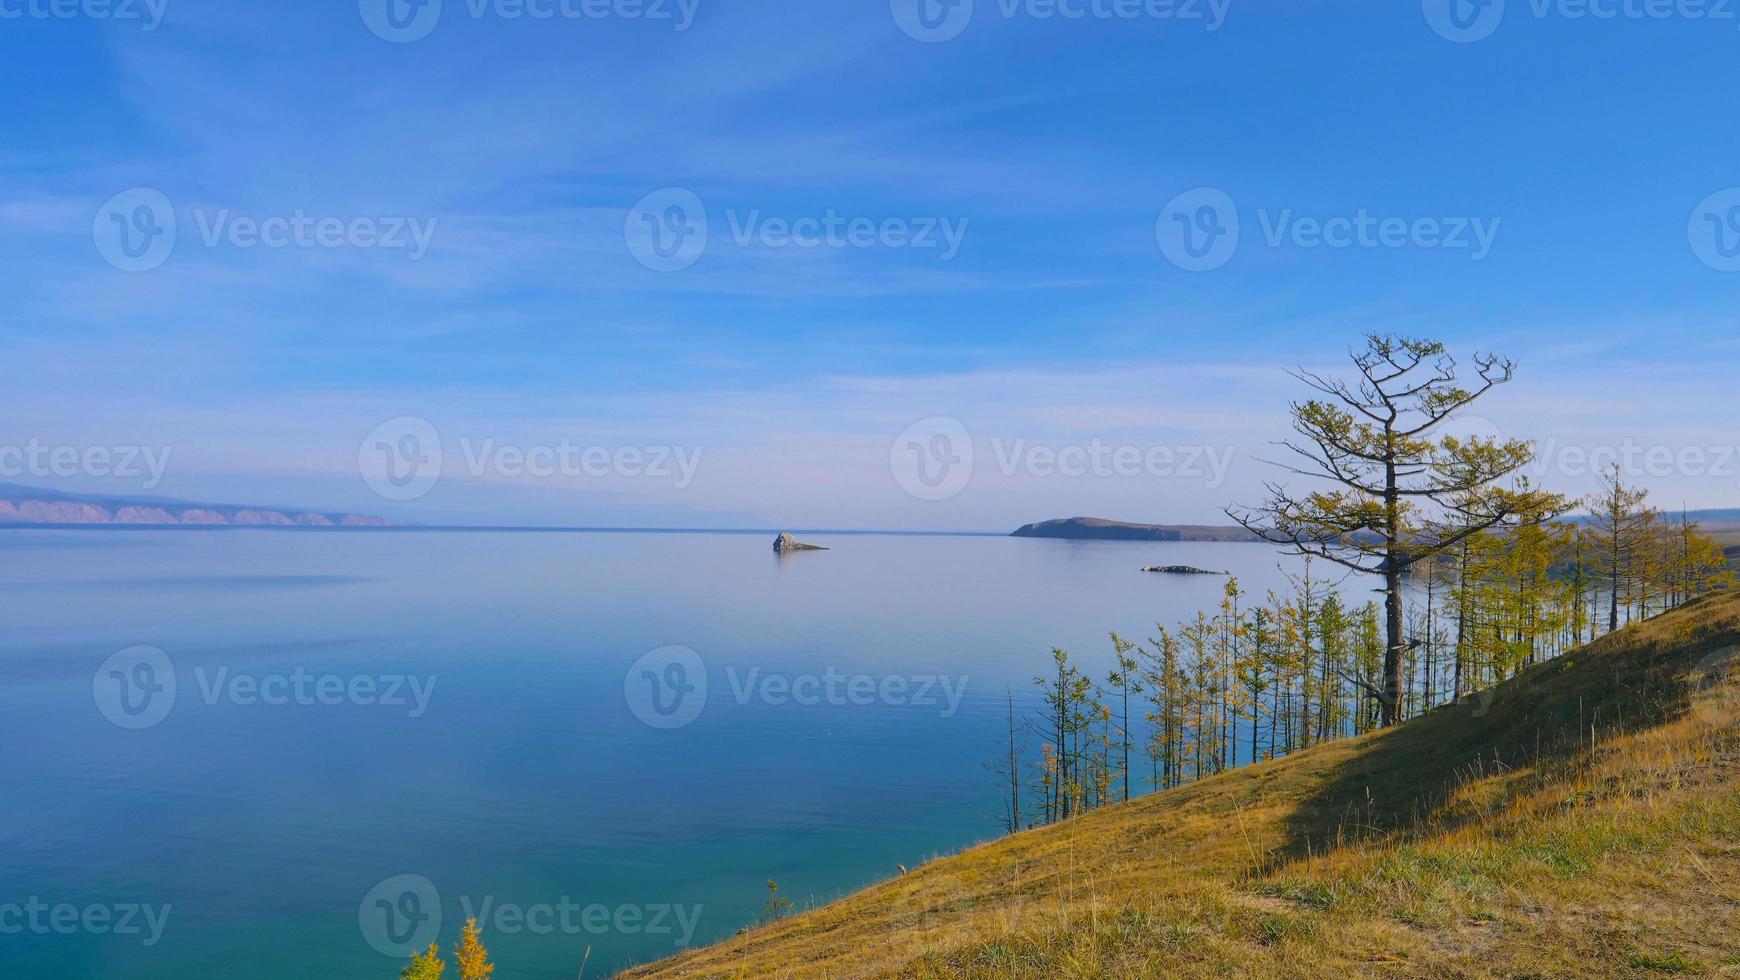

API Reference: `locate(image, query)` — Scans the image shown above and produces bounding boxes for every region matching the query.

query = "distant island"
[1011,516,1260,543]
[0,483,390,528]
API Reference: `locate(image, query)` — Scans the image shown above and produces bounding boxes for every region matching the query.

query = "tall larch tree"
[1230,334,1565,725]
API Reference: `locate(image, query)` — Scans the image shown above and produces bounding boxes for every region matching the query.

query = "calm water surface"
[0,530,1304,978]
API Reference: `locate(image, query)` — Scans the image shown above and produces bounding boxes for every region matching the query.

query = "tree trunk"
[1381,449,1405,727]
[1121,683,1130,803]
[1383,563,1404,726]
[1608,560,1619,634]
[1453,541,1468,702]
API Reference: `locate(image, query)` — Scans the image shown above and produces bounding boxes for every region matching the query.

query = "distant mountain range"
[1011,517,1260,542]
[0,483,390,528]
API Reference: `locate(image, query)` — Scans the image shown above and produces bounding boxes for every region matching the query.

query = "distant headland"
[1010,516,1261,543]
[0,483,390,528]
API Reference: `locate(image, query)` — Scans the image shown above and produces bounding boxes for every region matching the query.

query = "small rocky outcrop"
[1141,565,1227,575]
[773,532,827,553]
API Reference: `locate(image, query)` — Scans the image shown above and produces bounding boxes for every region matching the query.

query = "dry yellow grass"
[624,592,1740,979]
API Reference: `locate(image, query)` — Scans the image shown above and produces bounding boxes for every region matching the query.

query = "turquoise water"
[0,530,1300,978]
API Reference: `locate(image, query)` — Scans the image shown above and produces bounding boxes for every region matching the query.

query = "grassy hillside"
[626,592,1740,978]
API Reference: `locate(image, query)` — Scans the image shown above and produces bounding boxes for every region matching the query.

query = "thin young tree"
[1108,633,1142,802]
[1230,334,1564,725]
[987,688,1024,834]
[1241,607,1274,763]
[1034,649,1091,821]
[454,919,494,980]
[1673,510,1738,599]
[1585,464,1654,633]
[1140,627,1186,789]
[400,943,446,980]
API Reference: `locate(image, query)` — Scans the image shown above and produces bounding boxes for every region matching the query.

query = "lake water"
[0,529,1304,978]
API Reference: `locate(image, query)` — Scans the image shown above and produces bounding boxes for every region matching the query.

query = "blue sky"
[2,0,1738,529]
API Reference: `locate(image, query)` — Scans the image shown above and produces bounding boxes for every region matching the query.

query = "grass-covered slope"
[626,592,1740,978]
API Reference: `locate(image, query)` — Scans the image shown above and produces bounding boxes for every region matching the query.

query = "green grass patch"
[1627,950,1697,972]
